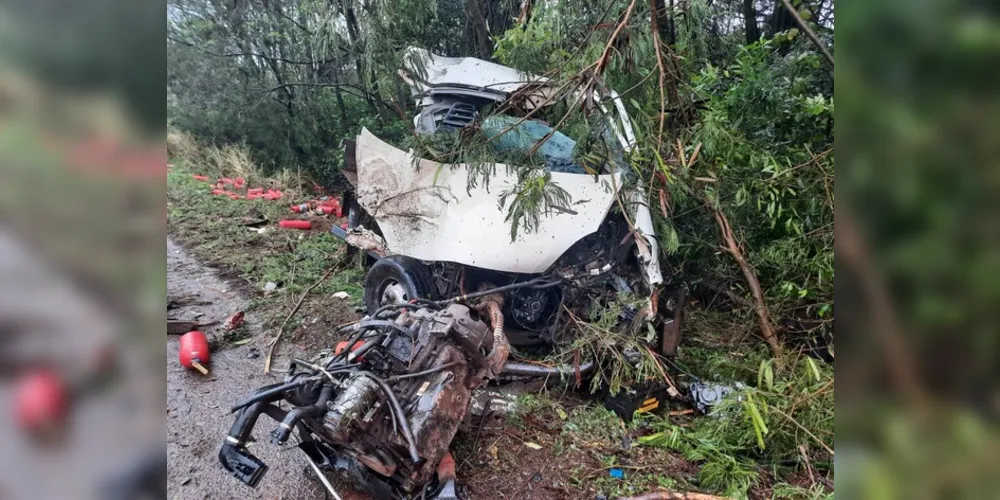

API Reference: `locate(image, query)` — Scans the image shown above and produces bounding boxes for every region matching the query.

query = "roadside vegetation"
[168,132,363,355]
[168,0,834,497]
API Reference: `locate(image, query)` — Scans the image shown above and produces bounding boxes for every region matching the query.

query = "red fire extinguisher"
[179,331,211,375]
[14,369,68,435]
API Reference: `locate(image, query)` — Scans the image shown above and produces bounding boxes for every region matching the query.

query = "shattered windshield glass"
[481,113,627,175]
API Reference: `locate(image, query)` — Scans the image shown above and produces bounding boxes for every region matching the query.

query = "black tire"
[363,256,436,314]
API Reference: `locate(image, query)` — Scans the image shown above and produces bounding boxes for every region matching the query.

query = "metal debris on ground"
[689,381,745,414]
[220,302,503,499]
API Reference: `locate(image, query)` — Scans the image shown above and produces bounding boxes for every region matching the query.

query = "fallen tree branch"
[619,490,729,500]
[644,345,680,397]
[593,0,637,76]
[799,444,816,487]
[648,0,668,148]
[773,407,834,456]
[836,208,925,404]
[264,266,337,373]
[708,204,782,356]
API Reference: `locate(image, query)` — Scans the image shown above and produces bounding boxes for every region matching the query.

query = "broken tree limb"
[264,266,336,373]
[619,491,729,500]
[836,209,925,404]
[644,345,680,397]
[780,0,834,68]
[593,0,637,76]
[709,204,782,356]
[648,0,668,148]
[773,407,834,456]
[799,444,817,487]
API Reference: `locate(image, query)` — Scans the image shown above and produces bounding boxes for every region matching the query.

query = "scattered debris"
[609,468,625,479]
[689,381,744,414]
[343,227,388,257]
[290,198,341,216]
[168,320,217,335]
[525,442,543,450]
[619,491,730,500]
[223,311,245,330]
[467,389,517,419]
[167,295,212,310]
[192,173,284,201]
[263,282,278,293]
[240,216,268,227]
[331,291,350,300]
[278,220,312,230]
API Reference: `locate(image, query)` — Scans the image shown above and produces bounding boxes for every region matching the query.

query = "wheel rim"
[379,280,409,306]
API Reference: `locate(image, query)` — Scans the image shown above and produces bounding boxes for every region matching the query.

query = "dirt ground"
[167,238,369,500]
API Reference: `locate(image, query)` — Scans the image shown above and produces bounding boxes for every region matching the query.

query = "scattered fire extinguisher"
[14,369,68,436]
[179,331,211,375]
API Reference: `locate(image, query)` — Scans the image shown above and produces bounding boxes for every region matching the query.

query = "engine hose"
[225,402,289,446]
[500,360,597,378]
[435,277,561,306]
[230,379,314,413]
[355,370,421,464]
[480,292,509,378]
[356,320,417,339]
[387,361,462,382]
[271,384,335,444]
[371,300,440,319]
[330,320,415,365]
[346,335,383,362]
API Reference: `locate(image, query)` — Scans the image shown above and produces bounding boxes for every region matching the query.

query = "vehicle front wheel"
[362,256,436,315]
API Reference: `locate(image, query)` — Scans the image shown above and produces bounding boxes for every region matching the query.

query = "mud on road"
[166,238,366,500]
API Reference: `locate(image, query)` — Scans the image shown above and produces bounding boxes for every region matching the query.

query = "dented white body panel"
[401,47,547,97]
[352,48,663,286]
[354,128,621,274]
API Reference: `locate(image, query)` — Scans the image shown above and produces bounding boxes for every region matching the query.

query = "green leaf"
[805,357,822,383]
[744,393,769,450]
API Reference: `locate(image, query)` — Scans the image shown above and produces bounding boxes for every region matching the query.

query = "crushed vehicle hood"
[400,47,556,110]
[353,128,622,274]
[401,47,547,95]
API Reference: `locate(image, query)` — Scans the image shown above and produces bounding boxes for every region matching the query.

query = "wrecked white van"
[334,48,665,348]
[218,49,683,500]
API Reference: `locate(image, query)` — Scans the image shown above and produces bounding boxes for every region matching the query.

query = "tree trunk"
[652,0,675,45]
[517,0,534,27]
[743,0,761,44]
[768,0,797,36]
[336,0,378,114]
[330,62,349,125]
[464,0,493,59]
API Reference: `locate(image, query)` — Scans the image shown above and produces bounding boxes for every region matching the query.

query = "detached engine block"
[219,302,500,498]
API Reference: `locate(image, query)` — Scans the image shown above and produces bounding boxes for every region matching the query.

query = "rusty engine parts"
[220,301,505,499]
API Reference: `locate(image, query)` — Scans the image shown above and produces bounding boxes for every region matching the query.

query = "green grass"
[168,158,365,335]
